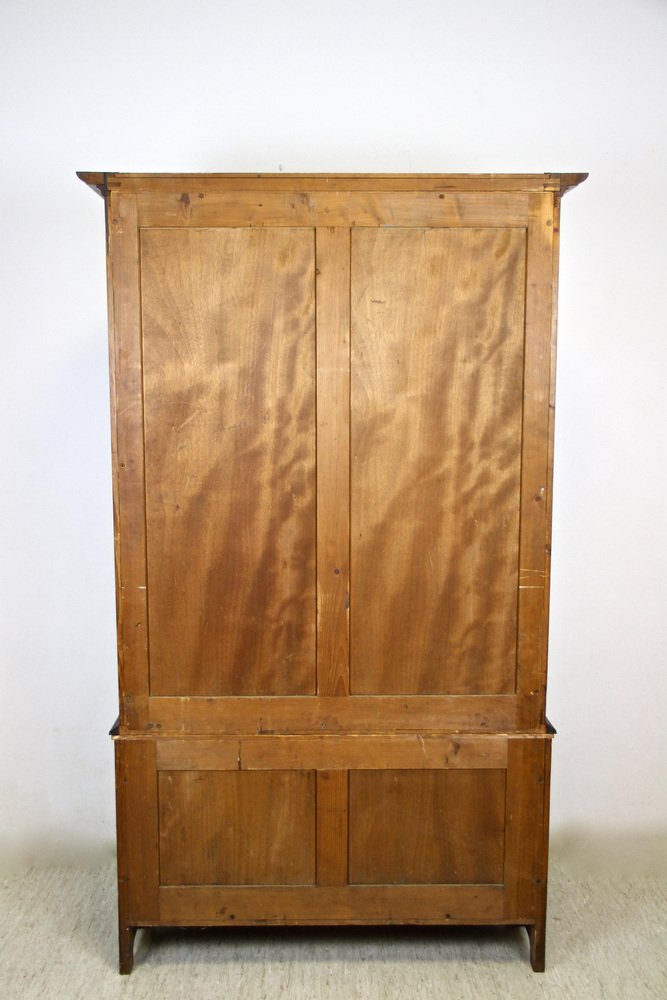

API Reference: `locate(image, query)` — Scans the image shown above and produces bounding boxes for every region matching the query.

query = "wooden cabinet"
[79,171,586,973]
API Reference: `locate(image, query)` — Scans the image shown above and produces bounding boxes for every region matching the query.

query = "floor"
[1,862,665,999]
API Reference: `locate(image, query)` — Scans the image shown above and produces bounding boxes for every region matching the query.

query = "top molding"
[77,172,588,198]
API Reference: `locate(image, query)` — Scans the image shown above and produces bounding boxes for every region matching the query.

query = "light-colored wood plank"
[140,227,317,696]
[137,694,520,734]
[79,171,588,195]
[316,228,350,695]
[115,738,159,923]
[316,770,348,885]
[350,228,526,695]
[156,739,240,771]
[136,191,530,228]
[107,192,149,729]
[516,194,556,727]
[158,884,506,924]
[348,769,506,885]
[155,734,509,771]
[158,770,316,886]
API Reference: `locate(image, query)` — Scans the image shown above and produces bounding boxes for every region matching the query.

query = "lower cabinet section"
[114,732,552,973]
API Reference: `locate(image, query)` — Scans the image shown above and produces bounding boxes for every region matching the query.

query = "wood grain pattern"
[79,171,587,194]
[80,172,585,972]
[136,191,529,229]
[158,883,506,924]
[528,735,552,970]
[350,228,526,694]
[535,195,563,736]
[139,694,520,734]
[155,734,509,771]
[158,769,316,885]
[316,770,348,885]
[115,738,159,922]
[107,192,149,729]
[503,737,550,928]
[316,228,350,695]
[140,228,317,696]
[516,195,556,727]
[348,769,506,884]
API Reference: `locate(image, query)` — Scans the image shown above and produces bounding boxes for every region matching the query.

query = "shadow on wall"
[0,835,116,876]
[550,826,667,877]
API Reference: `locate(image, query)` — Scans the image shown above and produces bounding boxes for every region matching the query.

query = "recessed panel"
[348,769,506,885]
[159,770,316,886]
[141,228,316,695]
[350,228,526,694]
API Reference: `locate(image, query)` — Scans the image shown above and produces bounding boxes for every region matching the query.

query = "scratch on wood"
[175,410,200,432]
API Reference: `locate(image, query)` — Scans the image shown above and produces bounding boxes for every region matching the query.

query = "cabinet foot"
[119,924,137,975]
[527,921,546,972]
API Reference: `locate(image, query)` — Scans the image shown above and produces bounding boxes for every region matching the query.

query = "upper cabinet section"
[81,173,586,736]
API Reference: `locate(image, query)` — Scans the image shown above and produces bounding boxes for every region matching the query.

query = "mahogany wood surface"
[348,768,506,884]
[107,193,149,718]
[114,738,159,973]
[315,228,350,696]
[516,194,557,728]
[350,227,525,694]
[316,770,349,885]
[158,769,316,886]
[141,227,317,696]
[82,171,585,973]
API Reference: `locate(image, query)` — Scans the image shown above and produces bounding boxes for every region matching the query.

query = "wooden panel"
[503,738,549,921]
[115,738,159,922]
[139,694,520,734]
[316,770,348,885]
[348,769,506,884]
[157,738,240,771]
[350,228,526,695]
[140,228,317,696]
[107,193,149,728]
[80,172,587,195]
[159,883,506,924]
[158,770,316,886]
[316,228,350,695]
[156,734,509,771]
[538,196,562,732]
[136,191,530,229]
[516,194,556,727]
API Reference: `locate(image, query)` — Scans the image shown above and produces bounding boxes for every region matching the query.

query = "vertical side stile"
[115,737,160,923]
[541,195,562,714]
[316,228,351,696]
[516,194,555,729]
[108,191,149,729]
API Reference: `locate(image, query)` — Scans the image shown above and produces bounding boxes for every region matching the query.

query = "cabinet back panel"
[350,228,526,694]
[141,228,317,695]
[158,769,316,886]
[349,768,506,884]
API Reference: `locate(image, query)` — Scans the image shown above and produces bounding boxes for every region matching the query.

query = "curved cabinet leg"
[527,921,546,972]
[119,924,137,975]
